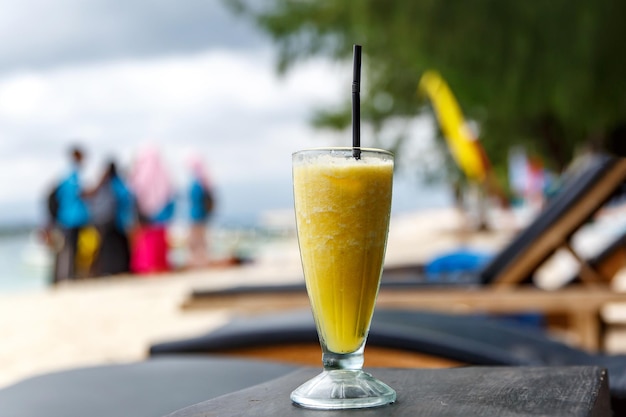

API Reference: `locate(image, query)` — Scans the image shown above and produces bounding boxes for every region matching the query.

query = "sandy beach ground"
[1,207,625,390]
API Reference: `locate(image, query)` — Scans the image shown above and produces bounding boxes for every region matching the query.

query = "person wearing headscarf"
[128,145,176,274]
[186,155,215,268]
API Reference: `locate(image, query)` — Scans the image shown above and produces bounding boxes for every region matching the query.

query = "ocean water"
[0,232,50,293]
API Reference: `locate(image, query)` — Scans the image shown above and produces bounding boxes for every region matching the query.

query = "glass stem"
[322,344,365,371]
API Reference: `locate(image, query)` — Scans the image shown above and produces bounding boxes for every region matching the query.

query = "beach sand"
[1,207,625,389]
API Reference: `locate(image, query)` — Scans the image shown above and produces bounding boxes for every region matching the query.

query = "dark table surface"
[0,357,298,417]
[166,366,611,417]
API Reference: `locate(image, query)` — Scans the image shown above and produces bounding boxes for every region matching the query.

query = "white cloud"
[0,74,49,120]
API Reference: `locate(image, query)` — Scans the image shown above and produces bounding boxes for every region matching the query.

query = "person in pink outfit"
[128,145,176,274]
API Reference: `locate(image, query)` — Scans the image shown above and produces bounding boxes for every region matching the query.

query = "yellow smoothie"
[293,150,393,353]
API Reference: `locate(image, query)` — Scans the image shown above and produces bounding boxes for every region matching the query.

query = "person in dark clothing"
[87,161,135,277]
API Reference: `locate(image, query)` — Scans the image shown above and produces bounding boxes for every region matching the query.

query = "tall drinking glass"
[290,147,396,409]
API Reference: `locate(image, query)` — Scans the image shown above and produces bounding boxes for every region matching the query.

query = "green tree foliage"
[226,0,626,178]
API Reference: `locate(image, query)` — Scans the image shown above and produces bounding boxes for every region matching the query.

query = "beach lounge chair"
[381,151,626,287]
[148,308,626,414]
[479,153,626,287]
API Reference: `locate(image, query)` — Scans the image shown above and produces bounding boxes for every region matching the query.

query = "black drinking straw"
[352,44,362,159]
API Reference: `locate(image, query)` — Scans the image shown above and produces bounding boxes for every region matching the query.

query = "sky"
[0,0,450,228]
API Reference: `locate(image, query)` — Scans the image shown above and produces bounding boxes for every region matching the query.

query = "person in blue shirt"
[186,156,214,268]
[52,146,90,284]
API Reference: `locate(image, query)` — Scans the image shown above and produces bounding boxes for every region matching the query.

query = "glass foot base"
[290,370,396,410]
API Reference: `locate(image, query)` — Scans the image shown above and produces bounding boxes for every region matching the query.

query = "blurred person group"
[44,144,215,285]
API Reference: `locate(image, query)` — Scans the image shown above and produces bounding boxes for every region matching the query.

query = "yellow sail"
[418,71,487,182]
